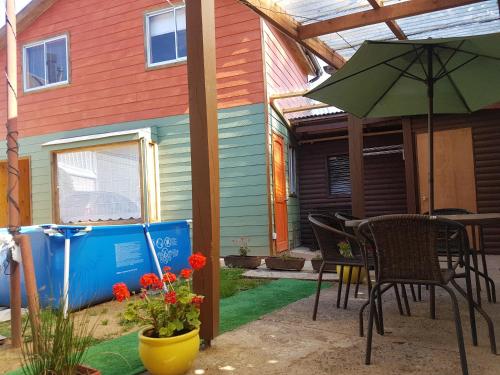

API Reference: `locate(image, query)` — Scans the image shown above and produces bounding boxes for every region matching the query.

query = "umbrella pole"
[427,45,435,215]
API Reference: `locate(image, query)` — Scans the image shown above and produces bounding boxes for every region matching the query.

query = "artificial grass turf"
[10,278,328,375]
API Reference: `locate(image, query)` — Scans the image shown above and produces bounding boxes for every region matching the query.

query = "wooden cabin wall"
[297,133,408,248]
[410,109,500,254]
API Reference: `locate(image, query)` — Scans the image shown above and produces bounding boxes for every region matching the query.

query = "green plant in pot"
[223,237,262,269]
[310,253,336,273]
[337,241,366,284]
[265,250,306,271]
[113,252,207,375]
[21,305,99,375]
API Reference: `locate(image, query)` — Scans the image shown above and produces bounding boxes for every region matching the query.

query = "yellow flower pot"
[336,265,367,284]
[138,327,200,375]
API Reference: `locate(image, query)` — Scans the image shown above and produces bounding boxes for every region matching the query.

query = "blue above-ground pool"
[0,221,191,310]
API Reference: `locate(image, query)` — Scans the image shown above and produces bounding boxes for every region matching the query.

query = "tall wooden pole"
[5,0,22,348]
[347,114,365,218]
[186,0,220,345]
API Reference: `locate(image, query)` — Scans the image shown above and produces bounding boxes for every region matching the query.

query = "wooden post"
[6,0,22,348]
[402,118,418,213]
[18,235,41,352]
[347,114,365,218]
[186,0,220,345]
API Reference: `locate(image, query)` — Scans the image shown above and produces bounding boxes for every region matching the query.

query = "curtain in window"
[26,44,45,89]
[150,11,176,63]
[46,38,68,84]
[57,143,142,223]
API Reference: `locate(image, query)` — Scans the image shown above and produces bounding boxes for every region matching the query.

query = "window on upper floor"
[145,6,186,67]
[23,35,69,92]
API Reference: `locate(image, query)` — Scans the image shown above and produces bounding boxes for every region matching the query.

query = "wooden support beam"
[402,118,418,213]
[282,103,330,114]
[240,0,346,68]
[186,0,220,345]
[367,0,406,40]
[347,115,365,218]
[299,0,485,39]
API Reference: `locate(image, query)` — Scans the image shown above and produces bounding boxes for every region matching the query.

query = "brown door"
[272,133,289,252]
[416,127,477,214]
[0,159,32,227]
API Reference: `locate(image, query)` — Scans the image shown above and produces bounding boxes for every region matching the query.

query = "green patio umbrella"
[306,32,500,213]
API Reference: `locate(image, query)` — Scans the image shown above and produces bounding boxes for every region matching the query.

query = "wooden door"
[272,134,289,252]
[0,159,32,227]
[416,127,477,214]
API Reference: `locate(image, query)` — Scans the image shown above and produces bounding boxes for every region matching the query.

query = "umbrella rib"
[435,45,500,62]
[434,52,472,113]
[412,44,429,81]
[363,47,426,118]
[307,46,425,96]
[434,41,465,79]
[383,62,425,82]
[435,55,479,81]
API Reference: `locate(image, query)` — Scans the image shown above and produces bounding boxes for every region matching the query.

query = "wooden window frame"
[23,34,70,93]
[288,145,298,197]
[51,140,146,225]
[145,5,187,68]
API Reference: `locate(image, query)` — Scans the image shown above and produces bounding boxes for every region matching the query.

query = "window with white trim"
[54,142,145,224]
[146,6,186,67]
[23,35,69,92]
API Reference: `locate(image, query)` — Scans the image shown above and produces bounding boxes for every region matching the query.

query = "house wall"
[268,108,300,250]
[0,103,269,256]
[0,0,265,138]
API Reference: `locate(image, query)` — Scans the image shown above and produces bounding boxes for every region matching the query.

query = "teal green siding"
[268,107,301,249]
[0,103,270,256]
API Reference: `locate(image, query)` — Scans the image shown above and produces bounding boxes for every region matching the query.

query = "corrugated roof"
[286,106,344,120]
[274,0,499,59]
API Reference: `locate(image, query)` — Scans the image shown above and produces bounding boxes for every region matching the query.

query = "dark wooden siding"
[298,140,350,247]
[472,113,500,254]
[297,133,408,248]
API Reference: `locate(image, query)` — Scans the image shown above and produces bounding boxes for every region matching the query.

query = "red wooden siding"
[262,22,309,103]
[0,0,265,138]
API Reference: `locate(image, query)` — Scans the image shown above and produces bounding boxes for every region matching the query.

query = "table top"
[345,213,500,227]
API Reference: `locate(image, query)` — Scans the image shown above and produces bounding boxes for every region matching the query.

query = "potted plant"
[21,305,100,375]
[310,254,337,273]
[265,251,305,271]
[113,252,207,375]
[223,237,262,269]
[337,241,366,283]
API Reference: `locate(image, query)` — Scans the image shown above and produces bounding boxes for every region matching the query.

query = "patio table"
[346,213,499,355]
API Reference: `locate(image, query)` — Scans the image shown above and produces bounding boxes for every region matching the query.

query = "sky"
[0,0,32,26]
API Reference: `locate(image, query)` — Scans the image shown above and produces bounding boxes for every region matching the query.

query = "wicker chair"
[428,208,496,305]
[358,215,468,375]
[308,214,369,320]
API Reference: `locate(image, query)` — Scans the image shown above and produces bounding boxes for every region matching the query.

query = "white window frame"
[145,6,187,68]
[23,34,69,93]
[288,145,298,196]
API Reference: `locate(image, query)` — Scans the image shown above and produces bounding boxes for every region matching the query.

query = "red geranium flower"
[163,272,177,283]
[165,291,177,304]
[112,282,130,302]
[163,266,171,272]
[191,295,204,307]
[180,268,193,279]
[188,252,207,270]
[140,273,162,289]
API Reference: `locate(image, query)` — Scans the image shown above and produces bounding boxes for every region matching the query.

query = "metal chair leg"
[418,284,422,301]
[393,284,404,315]
[312,262,325,321]
[336,265,344,308]
[471,249,482,307]
[343,266,353,309]
[479,246,495,303]
[441,285,469,375]
[354,266,361,298]
[401,284,411,316]
[365,284,380,365]
[410,284,417,302]
[430,285,436,319]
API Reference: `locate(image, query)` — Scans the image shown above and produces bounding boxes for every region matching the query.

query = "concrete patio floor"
[187,256,500,375]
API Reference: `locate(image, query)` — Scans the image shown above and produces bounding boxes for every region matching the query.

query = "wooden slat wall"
[364,134,407,217]
[297,139,350,247]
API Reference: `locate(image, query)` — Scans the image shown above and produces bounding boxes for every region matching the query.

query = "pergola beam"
[299,0,486,39]
[367,0,406,40]
[240,0,345,68]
